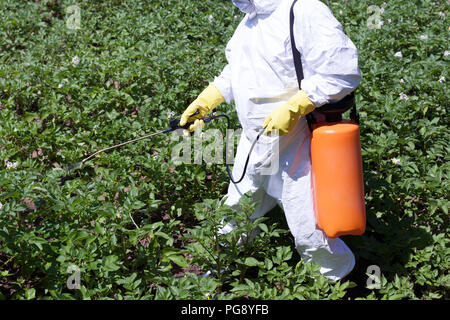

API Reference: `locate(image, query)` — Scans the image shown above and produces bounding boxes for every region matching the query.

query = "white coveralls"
[212,0,361,281]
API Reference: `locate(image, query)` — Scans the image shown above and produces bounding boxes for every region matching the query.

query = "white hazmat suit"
[213,0,361,281]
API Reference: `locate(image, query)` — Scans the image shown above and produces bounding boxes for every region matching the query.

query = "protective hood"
[232,0,280,19]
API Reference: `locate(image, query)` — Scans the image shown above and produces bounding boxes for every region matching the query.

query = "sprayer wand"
[63,112,261,185]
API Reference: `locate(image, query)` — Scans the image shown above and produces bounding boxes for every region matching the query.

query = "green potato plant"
[0,0,448,300]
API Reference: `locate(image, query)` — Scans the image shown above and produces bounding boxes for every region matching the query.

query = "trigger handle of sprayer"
[167,116,214,133]
[165,109,215,133]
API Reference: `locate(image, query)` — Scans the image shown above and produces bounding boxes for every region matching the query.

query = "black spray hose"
[169,114,263,184]
[207,114,263,184]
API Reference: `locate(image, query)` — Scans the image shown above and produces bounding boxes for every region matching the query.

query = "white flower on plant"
[13,128,18,132]
[438,12,445,18]
[339,10,343,15]
[202,270,212,277]
[205,293,211,300]
[5,160,18,170]
[72,56,80,66]
[377,21,384,28]
[420,34,428,41]
[58,79,69,88]
[380,7,384,14]
[0,202,3,210]
[208,14,213,24]
[438,76,445,83]
[391,157,401,165]
[166,110,175,119]
[387,18,392,24]
[398,93,409,101]
[399,78,405,84]
[444,50,450,57]
[394,51,403,58]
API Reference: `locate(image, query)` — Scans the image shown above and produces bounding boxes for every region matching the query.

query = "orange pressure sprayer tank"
[310,120,366,238]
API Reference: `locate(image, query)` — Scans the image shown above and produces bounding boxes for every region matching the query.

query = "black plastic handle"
[164,109,218,133]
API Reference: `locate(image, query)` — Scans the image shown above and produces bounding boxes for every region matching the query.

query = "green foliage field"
[0,0,448,300]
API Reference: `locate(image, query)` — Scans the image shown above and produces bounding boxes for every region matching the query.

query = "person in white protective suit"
[180,0,361,281]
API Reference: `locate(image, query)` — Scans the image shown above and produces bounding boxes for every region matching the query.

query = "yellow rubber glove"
[180,84,225,132]
[263,90,315,136]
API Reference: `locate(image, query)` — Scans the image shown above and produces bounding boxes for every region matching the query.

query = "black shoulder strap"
[289,0,303,89]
